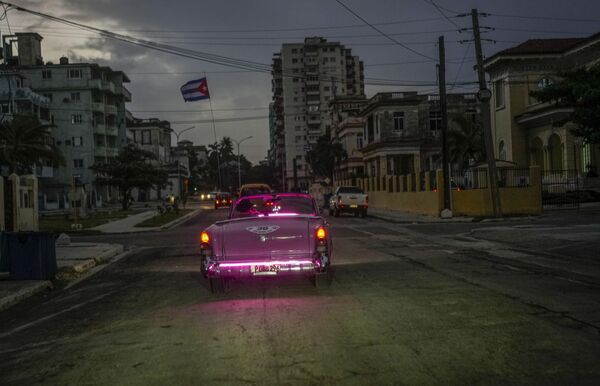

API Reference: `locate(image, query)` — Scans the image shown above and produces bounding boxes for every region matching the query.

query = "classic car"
[200,193,333,293]
[214,192,233,209]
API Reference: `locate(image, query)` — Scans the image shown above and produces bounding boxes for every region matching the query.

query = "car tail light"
[316,227,326,240]
[201,231,210,244]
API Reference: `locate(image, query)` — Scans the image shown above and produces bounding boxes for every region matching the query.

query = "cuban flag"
[180,77,210,102]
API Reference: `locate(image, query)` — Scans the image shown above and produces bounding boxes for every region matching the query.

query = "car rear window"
[338,187,364,194]
[241,187,271,196]
[231,196,316,218]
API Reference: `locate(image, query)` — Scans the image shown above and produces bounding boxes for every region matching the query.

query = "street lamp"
[172,126,195,199]
[232,136,253,190]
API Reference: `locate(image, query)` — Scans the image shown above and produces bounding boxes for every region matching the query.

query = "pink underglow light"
[219,259,314,268]
[256,213,302,218]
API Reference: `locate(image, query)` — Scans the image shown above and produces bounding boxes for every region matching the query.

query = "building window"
[73,159,84,169]
[70,92,81,102]
[68,69,83,79]
[142,130,151,145]
[393,112,405,131]
[71,114,83,124]
[43,93,53,102]
[494,79,505,109]
[429,111,441,131]
[292,58,298,64]
[42,70,52,80]
[291,48,297,54]
[357,133,363,149]
[72,136,83,147]
[537,77,553,89]
[499,140,507,161]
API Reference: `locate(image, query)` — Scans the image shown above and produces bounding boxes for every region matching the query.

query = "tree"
[0,114,64,174]
[206,137,242,190]
[305,135,347,181]
[447,115,485,172]
[530,64,600,144]
[91,144,168,210]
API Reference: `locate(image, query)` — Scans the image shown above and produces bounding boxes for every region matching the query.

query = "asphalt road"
[1,205,600,385]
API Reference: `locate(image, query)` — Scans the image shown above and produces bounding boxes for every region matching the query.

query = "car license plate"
[251,264,280,275]
[350,204,358,208]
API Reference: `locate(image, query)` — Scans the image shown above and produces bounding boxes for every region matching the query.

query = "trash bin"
[0,232,57,280]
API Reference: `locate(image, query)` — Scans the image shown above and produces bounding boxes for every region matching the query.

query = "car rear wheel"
[209,277,226,293]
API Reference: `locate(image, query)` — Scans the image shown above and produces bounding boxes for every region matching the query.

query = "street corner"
[0,280,53,312]
[56,243,126,280]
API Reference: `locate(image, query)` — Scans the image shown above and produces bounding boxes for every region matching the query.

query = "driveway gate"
[542,170,580,210]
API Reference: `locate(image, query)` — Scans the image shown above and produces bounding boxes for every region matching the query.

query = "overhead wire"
[333,0,438,61]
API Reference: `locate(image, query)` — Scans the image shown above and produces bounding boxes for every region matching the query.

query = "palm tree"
[0,114,64,174]
[447,115,484,172]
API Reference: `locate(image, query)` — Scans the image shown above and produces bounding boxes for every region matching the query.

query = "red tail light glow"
[316,227,326,240]
[201,231,210,244]
[365,195,369,204]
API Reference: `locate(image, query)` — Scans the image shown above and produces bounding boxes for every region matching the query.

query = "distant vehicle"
[329,186,368,218]
[214,192,233,209]
[239,183,272,197]
[199,193,333,293]
[200,192,216,201]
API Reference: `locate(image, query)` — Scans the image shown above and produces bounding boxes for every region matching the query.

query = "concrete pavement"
[0,242,125,312]
[2,208,600,384]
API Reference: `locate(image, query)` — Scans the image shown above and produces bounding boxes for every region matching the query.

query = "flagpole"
[205,73,222,191]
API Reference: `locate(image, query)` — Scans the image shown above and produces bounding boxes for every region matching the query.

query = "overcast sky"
[2,0,599,162]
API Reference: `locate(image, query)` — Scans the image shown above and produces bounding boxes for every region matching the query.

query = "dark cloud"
[4,0,600,162]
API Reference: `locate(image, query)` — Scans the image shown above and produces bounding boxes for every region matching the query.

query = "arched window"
[499,140,507,161]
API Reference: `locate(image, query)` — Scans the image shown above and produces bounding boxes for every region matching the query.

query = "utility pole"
[471,8,502,217]
[438,36,451,216]
[293,157,298,192]
[233,136,253,190]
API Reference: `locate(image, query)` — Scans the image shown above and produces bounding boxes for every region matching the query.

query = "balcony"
[93,124,106,134]
[119,86,132,102]
[94,146,119,158]
[89,79,116,93]
[105,124,119,136]
[104,104,117,115]
[91,102,104,112]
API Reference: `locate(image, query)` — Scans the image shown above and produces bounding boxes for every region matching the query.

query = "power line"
[333,0,437,61]
[489,13,600,23]
[422,0,461,28]
[0,16,450,34]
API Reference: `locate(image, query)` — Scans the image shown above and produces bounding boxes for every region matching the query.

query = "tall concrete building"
[270,37,364,190]
[3,33,131,208]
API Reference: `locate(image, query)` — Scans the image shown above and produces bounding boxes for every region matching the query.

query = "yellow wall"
[335,167,541,218]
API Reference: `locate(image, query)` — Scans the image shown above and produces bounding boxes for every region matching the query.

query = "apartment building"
[3,33,131,208]
[359,92,478,177]
[127,117,172,200]
[270,37,364,190]
[484,33,600,174]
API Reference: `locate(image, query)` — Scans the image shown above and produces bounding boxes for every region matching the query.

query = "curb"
[0,281,53,312]
[59,244,125,276]
[368,212,474,224]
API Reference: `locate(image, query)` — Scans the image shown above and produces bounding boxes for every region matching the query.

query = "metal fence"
[451,168,532,190]
[542,170,581,209]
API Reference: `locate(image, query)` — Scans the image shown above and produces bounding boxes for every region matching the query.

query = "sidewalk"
[367,207,475,223]
[0,242,125,312]
[90,201,202,233]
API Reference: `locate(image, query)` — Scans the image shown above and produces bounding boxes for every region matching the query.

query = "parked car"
[239,183,272,197]
[199,193,333,293]
[329,186,368,217]
[214,192,233,209]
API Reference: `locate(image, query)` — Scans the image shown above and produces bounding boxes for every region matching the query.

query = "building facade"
[127,117,172,200]
[3,33,131,208]
[359,92,478,177]
[329,95,367,182]
[484,34,600,175]
[270,37,364,190]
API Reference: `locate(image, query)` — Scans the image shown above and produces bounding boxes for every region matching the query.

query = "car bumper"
[204,258,327,278]
[338,205,367,212]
